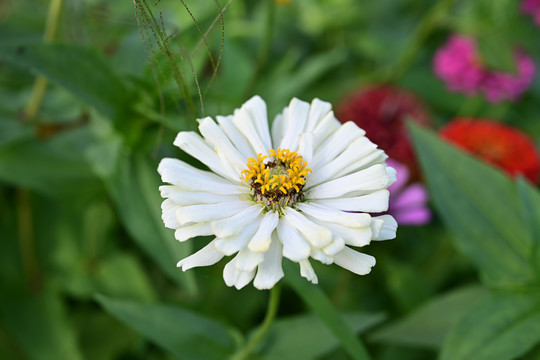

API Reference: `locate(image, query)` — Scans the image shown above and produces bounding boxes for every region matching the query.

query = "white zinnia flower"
[158,96,397,290]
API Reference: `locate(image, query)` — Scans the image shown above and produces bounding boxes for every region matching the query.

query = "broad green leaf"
[440,293,540,360]
[0,127,101,200]
[0,43,130,118]
[262,312,384,360]
[517,178,540,275]
[96,295,237,360]
[102,153,197,294]
[409,123,535,287]
[370,285,488,349]
[283,261,374,360]
[476,34,516,73]
[0,286,84,360]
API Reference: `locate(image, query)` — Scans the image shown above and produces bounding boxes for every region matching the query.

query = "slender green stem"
[231,284,281,360]
[24,0,63,122]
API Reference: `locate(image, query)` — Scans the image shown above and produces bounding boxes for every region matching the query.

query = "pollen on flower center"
[241,148,312,212]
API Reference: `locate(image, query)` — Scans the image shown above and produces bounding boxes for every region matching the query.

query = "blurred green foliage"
[1,0,540,359]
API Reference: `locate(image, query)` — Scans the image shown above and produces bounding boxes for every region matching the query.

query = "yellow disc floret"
[241,148,312,212]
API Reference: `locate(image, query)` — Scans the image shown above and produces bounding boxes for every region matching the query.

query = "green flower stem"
[231,283,281,360]
[24,0,63,122]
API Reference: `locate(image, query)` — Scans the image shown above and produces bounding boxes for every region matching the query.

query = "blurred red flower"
[336,85,430,177]
[440,118,540,183]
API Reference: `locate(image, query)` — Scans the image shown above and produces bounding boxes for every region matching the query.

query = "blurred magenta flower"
[522,0,540,25]
[440,118,540,183]
[433,35,536,103]
[336,85,430,177]
[386,159,431,226]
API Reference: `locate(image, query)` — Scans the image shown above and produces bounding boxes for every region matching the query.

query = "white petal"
[233,97,271,155]
[386,166,397,187]
[276,219,311,262]
[305,98,332,133]
[175,223,213,242]
[298,132,314,164]
[311,121,365,170]
[299,259,318,284]
[216,115,254,160]
[158,158,243,195]
[176,201,250,226]
[296,202,371,227]
[278,98,310,151]
[271,113,285,148]
[322,237,345,256]
[334,149,388,179]
[235,247,264,271]
[248,211,280,252]
[198,117,246,173]
[223,257,256,289]
[177,240,224,270]
[253,235,284,289]
[304,215,372,247]
[211,205,263,238]
[316,190,390,213]
[311,249,333,264]
[160,185,242,205]
[370,217,384,239]
[161,199,181,229]
[308,164,390,199]
[333,247,376,275]
[372,215,397,240]
[283,207,332,248]
[173,132,235,180]
[308,137,377,186]
[312,112,341,148]
[214,221,259,256]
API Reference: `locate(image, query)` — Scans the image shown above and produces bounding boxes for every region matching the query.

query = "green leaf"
[370,285,488,349]
[96,295,237,360]
[0,43,130,118]
[283,261,375,360]
[102,153,197,294]
[408,123,535,288]
[440,293,540,360]
[262,312,384,360]
[0,285,84,360]
[476,34,516,73]
[517,178,540,276]
[0,127,101,200]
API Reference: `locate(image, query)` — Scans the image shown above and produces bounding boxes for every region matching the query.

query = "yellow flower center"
[241,148,312,212]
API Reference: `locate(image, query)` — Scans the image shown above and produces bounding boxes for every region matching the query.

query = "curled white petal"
[305,98,332,133]
[254,234,284,290]
[310,121,365,169]
[214,221,259,256]
[284,207,332,248]
[248,211,280,253]
[175,223,213,242]
[223,257,256,290]
[316,190,390,213]
[160,185,241,205]
[299,259,318,284]
[161,199,181,229]
[211,205,263,238]
[322,237,345,256]
[278,98,310,151]
[333,247,376,275]
[372,215,398,240]
[308,164,390,198]
[176,201,250,226]
[177,240,224,271]
[158,158,243,195]
[277,219,311,262]
[296,202,371,228]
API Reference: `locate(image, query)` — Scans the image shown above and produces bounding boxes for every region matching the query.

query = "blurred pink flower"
[433,35,536,103]
[522,0,540,25]
[387,159,431,226]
